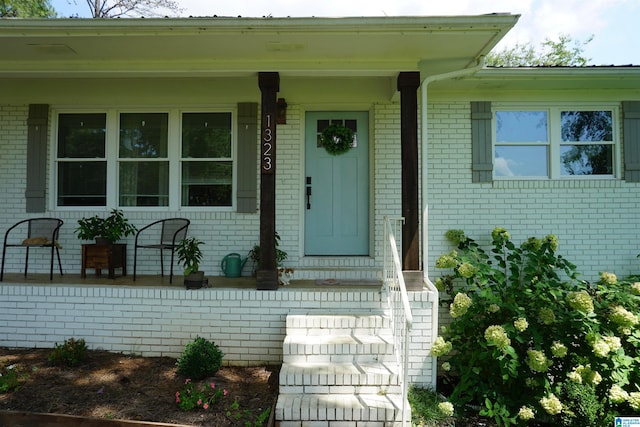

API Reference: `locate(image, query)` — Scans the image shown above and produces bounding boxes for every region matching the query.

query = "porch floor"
[0,272,382,290]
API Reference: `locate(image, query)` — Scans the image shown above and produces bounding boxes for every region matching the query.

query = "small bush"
[176,337,223,380]
[0,364,21,392]
[175,378,227,411]
[48,338,88,367]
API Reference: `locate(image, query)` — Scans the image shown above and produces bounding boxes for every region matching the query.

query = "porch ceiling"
[0,15,519,78]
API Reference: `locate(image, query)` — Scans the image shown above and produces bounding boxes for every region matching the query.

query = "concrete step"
[277,312,408,426]
[286,313,390,336]
[279,361,401,394]
[275,392,408,424]
[282,333,395,364]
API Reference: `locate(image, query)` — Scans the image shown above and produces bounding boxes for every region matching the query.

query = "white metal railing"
[383,216,413,426]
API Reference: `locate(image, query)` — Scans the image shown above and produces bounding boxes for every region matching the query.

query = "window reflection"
[560,145,613,175]
[496,111,548,143]
[495,146,548,177]
[561,111,612,142]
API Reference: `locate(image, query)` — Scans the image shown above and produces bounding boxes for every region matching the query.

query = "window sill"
[491,178,626,190]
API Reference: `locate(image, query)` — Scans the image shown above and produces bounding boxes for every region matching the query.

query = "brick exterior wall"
[426,101,640,284]
[0,283,437,387]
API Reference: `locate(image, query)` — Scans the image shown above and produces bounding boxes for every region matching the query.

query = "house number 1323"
[262,113,274,174]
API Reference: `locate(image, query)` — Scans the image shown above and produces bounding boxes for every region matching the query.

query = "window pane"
[495,146,548,177]
[182,113,231,158]
[119,113,168,158]
[119,161,169,206]
[561,111,612,142]
[496,111,548,143]
[57,113,106,158]
[182,161,232,206]
[57,161,106,206]
[560,144,613,175]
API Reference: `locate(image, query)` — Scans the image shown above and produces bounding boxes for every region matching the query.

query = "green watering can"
[220,253,247,278]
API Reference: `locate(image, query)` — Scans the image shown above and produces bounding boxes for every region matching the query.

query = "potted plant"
[76,209,137,244]
[176,236,205,289]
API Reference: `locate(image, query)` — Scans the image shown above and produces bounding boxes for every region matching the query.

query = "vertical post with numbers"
[257,72,280,290]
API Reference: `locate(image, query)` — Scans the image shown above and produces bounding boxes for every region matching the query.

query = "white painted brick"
[423,102,640,326]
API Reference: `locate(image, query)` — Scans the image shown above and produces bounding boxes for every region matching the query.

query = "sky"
[50,0,640,66]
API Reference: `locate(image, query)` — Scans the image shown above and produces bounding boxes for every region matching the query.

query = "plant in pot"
[176,236,205,289]
[75,209,137,244]
[247,231,292,285]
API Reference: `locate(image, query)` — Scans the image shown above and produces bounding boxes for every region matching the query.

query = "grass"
[408,386,455,427]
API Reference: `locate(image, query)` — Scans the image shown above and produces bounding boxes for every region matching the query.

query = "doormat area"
[315,278,381,286]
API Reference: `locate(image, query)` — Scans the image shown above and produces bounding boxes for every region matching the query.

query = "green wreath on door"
[321,123,354,156]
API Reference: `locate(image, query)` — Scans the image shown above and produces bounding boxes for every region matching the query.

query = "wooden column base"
[256,270,278,290]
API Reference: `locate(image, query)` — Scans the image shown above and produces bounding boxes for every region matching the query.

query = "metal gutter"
[419,59,485,387]
[420,58,485,283]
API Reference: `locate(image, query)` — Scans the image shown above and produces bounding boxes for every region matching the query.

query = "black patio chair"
[1,218,64,281]
[133,218,190,284]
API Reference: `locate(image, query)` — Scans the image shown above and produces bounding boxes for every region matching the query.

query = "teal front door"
[304,112,369,255]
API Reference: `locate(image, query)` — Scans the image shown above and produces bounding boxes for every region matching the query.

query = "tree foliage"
[0,0,56,17]
[486,33,593,67]
[84,0,182,18]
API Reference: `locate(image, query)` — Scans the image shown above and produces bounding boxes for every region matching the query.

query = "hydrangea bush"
[433,228,640,426]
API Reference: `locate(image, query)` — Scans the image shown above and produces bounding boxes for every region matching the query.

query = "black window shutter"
[236,103,258,212]
[623,101,640,182]
[26,104,49,213]
[471,101,493,183]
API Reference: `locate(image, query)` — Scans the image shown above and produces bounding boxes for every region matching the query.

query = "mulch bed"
[0,347,279,426]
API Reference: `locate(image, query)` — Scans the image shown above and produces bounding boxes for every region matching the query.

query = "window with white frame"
[119,112,170,207]
[494,106,617,179]
[55,110,234,208]
[181,112,232,207]
[57,113,107,206]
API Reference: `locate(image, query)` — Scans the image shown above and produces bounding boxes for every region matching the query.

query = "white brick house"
[0,14,639,425]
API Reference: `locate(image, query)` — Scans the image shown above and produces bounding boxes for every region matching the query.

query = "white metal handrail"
[383,216,413,426]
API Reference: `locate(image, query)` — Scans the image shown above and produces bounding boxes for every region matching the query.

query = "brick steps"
[275,313,407,427]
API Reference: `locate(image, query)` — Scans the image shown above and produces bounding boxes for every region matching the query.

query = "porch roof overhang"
[0,14,519,79]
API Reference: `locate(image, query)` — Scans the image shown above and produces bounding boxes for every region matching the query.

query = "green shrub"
[433,228,640,427]
[559,381,603,426]
[176,337,223,380]
[48,337,88,367]
[0,364,21,392]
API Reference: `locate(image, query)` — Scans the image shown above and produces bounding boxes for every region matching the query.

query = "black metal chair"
[133,218,190,284]
[1,218,64,281]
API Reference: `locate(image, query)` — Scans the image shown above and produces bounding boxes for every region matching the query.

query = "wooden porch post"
[257,72,280,290]
[397,72,421,271]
